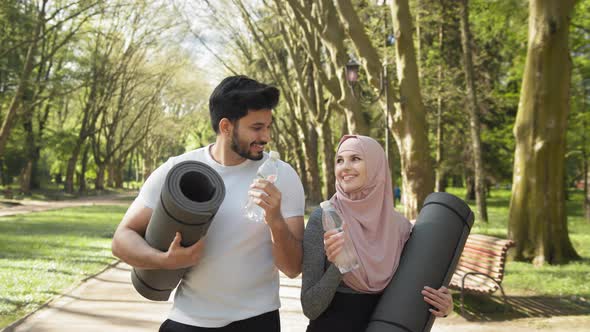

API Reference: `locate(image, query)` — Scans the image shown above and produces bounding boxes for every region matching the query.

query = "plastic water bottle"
[244,151,280,223]
[320,200,359,274]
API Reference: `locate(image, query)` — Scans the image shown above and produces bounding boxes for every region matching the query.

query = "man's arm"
[268,215,303,278]
[111,198,205,270]
[249,178,303,278]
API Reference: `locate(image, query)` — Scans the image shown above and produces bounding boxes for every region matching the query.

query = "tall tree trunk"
[95,164,106,191]
[585,160,589,222]
[583,91,590,222]
[465,173,475,201]
[320,118,336,199]
[20,104,35,194]
[0,2,46,157]
[415,0,422,78]
[508,0,579,265]
[19,161,33,195]
[435,12,446,193]
[389,0,435,219]
[459,0,488,222]
[65,142,82,193]
[304,122,322,205]
[79,143,89,193]
[107,164,115,188]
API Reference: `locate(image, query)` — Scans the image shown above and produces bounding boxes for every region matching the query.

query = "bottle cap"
[269,151,280,160]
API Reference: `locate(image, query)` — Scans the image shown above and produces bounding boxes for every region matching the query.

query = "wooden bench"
[449,234,515,313]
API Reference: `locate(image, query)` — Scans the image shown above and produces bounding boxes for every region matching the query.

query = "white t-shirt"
[136,144,305,327]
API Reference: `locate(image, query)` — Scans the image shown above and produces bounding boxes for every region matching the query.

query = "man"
[111,76,305,331]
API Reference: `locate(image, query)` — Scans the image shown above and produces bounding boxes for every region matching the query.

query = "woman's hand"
[422,286,453,317]
[323,227,345,265]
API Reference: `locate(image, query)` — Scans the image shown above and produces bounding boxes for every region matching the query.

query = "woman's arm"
[300,208,343,320]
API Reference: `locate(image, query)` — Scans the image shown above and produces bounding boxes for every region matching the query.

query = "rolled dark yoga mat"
[367,192,474,332]
[131,161,225,301]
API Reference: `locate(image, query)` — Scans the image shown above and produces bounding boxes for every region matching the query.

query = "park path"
[0,193,132,217]
[4,260,588,332]
[1,195,588,331]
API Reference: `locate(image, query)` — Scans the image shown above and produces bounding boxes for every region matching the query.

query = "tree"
[508,0,580,265]
[459,0,488,221]
[0,0,47,159]
[333,0,434,218]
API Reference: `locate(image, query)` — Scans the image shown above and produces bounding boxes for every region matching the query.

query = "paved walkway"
[0,194,131,217]
[4,262,310,332]
[7,261,587,332]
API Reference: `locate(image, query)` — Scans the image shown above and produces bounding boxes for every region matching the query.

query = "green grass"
[0,205,126,328]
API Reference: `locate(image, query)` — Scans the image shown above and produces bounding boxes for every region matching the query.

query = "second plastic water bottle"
[320,200,359,273]
[244,151,280,223]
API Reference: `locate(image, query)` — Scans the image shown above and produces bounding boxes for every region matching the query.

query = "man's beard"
[230,129,266,161]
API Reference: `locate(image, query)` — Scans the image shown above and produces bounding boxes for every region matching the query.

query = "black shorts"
[159,310,280,332]
[306,292,381,332]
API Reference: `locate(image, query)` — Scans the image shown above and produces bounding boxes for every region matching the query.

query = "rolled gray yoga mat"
[367,192,474,332]
[131,161,225,301]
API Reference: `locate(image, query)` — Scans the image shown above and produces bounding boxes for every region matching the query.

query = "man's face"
[230,109,273,161]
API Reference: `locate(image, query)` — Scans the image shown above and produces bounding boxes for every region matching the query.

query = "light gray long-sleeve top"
[300,207,361,320]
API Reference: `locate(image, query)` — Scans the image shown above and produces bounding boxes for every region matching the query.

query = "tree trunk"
[435,13,446,193]
[65,138,83,193]
[389,0,435,219]
[107,164,115,188]
[0,2,45,158]
[584,90,590,223]
[508,0,579,265]
[19,161,33,195]
[79,143,89,193]
[459,0,488,222]
[304,123,322,205]
[465,174,475,201]
[95,164,106,191]
[585,163,589,223]
[21,105,35,194]
[320,119,336,199]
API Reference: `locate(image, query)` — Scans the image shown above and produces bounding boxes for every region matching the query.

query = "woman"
[301,135,453,332]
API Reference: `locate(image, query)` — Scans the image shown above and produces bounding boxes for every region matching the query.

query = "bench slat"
[460,249,506,265]
[457,262,504,278]
[466,236,514,249]
[450,271,499,292]
[465,239,513,253]
[453,267,500,284]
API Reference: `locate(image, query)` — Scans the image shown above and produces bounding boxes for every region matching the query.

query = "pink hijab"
[331,135,412,293]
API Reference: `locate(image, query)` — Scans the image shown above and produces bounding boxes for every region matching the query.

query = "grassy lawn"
[0,205,126,328]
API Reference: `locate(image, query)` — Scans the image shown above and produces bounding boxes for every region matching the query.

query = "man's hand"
[160,232,206,270]
[248,178,283,225]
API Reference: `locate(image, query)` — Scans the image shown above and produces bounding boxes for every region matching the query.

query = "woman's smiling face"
[335,150,368,194]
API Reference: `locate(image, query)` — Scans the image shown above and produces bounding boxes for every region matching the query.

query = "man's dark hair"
[209,75,280,133]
